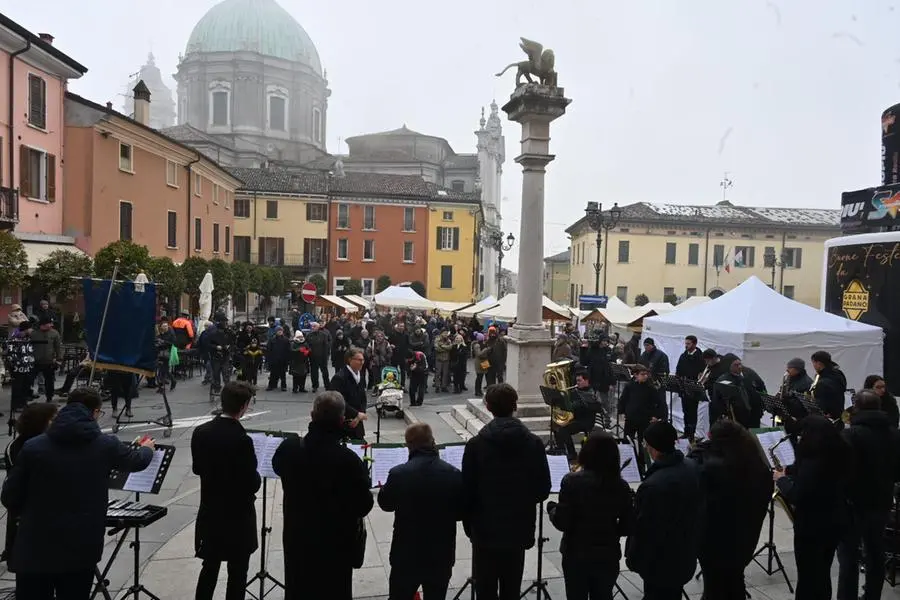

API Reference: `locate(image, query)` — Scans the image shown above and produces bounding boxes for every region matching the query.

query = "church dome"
[185,0,322,74]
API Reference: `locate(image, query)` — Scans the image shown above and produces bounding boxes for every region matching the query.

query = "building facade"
[426,198,481,302]
[63,87,240,261]
[543,249,570,306]
[565,201,841,308]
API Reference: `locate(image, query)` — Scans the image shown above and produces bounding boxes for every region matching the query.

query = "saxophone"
[544,360,576,426]
[769,436,796,523]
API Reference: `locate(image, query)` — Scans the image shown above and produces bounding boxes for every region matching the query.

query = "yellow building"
[565,201,840,308]
[426,200,481,302]
[543,249,571,306]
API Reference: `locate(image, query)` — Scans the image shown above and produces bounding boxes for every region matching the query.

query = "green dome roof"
[186,0,322,73]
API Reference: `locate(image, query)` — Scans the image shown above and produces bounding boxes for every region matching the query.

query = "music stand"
[519,501,554,600]
[751,494,794,593]
[244,430,299,600]
[540,385,569,454]
[93,444,176,600]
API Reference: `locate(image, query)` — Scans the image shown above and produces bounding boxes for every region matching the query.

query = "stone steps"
[451,398,552,442]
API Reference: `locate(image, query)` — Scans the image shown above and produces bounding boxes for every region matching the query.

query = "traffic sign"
[579,294,608,306]
[301,282,317,303]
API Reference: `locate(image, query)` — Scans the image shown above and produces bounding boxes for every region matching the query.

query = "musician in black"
[783,358,813,394]
[675,335,705,439]
[638,338,669,378]
[698,349,732,398]
[809,350,847,423]
[864,374,899,426]
[617,364,666,476]
[710,357,764,428]
[553,371,605,462]
[836,390,900,600]
[581,335,616,410]
[191,381,261,600]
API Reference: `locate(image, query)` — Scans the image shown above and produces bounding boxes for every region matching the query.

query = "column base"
[504,331,554,404]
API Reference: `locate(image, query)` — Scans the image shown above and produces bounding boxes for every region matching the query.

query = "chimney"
[38,33,54,45]
[132,80,151,126]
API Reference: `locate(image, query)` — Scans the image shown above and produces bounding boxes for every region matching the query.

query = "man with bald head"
[378,423,463,600]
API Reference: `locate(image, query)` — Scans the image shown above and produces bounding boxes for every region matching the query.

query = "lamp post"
[488,231,516,296]
[764,247,789,293]
[584,201,622,295]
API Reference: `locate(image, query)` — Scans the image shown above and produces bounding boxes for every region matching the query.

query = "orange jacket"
[172,317,195,349]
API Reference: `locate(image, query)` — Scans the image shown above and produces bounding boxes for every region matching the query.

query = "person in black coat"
[864,374,899,427]
[710,357,765,428]
[581,336,616,401]
[548,431,634,600]
[775,415,850,600]
[272,392,374,600]
[688,420,772,600]
[625,421,702,600]
[554,371,605,461]
[191,382,261,600]
[389,322,410,388]
[1,388,154,597]
[675,335,705,439]
[809,350,848,423]
[617,365,666,476]
[378,423,463,600]
[265,327,291,391]
[837,390,900,600]
[327,347,368,440]
[461,383,551,600]
[305,322,331,392]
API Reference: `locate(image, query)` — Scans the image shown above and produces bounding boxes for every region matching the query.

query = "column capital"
[501,84,571,125]
[514,152,555,171]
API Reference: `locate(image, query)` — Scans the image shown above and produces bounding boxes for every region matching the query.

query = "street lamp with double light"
[488,231,515,296]
[584,201,622,295]
[764,247,790,293]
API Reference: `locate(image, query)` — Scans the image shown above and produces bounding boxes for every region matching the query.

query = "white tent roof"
[457,295,499,318]
[642,302,676,314]
[434,301,471,314]
[605,296,630,311]
[319,295,358,312]
[477,294,570,322]
[373,285,436,310]
[675,295,711,310]
[343,295,372,310]
[642,276,883,391]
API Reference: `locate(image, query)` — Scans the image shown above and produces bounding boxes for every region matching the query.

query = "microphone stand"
[519,501,553,600]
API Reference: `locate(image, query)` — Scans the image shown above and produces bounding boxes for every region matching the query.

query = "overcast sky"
[8,0,898,268]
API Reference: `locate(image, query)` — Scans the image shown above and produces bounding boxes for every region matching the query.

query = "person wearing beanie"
[617,364,666,477]
[783,358,813,396]
[625,420,702,600]
[289,331,311,393]
[809,350,848,424]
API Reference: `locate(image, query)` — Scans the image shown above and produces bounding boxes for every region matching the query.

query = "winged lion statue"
[496,38,558,88]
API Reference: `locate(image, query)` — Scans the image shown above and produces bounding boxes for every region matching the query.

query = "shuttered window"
[28,75,47,129]
[436,226,460,251]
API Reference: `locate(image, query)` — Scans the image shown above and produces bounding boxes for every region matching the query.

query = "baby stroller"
[375,366,405,419]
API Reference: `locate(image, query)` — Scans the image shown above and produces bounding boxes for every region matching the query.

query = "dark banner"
[840,183,900,230]
[82,279,158,375]
[824,241,900,389]
[884,104,900,185]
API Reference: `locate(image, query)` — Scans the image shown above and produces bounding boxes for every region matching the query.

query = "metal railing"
[0,187,18,225]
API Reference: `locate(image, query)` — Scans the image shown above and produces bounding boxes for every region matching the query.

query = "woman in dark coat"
[689,420,773,599]
[548,431,634,599]
[775,415,850,600]
[290,332,311,393]
[449,333,468,394]
[331,330,351,372]
[864,374,899,427]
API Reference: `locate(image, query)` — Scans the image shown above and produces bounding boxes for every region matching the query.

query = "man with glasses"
[328,347,369,439]
[2,387,154,599]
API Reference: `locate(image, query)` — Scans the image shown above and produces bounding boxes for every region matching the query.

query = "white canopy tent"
[605,296,630,311]
[476,294,570,322]
[373,285,436,310]
[642,276,883,391]
[318,295,359,313]
[642,302,676,314]
[675,295,711,310]
[456,295,499,318]
[342,295,372,310]
[434,301,472,314]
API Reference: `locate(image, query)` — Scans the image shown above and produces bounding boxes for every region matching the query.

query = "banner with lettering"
[841,183,900,231]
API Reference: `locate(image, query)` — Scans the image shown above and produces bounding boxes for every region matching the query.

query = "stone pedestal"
[501,84,570,405]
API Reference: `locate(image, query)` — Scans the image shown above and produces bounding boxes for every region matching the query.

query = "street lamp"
[488,231,515,296]
[764,247,789,293]
[584,201,622,295]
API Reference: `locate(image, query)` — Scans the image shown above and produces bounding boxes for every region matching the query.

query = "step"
[450,404,552,443]
[465,398,550,422]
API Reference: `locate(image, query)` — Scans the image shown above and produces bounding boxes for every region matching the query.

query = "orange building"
[63,83,240,261]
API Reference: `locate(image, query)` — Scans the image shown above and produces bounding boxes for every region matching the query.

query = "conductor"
[328,347,369,439]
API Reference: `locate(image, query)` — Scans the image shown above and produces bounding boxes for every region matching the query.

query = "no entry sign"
[301,282,317,304]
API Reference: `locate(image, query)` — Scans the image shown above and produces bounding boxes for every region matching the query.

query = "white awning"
[343,295,373,310]
[22,242,86,271]
[318,295,358,312]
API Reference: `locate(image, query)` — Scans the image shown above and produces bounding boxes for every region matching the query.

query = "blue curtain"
[82,279,157,373]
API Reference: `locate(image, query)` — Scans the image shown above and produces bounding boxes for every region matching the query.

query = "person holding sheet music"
[461,383,551,600]
[617,364,666,477]
[675,335,705,440]
[191,381,261,600]
[1,387,154,599]
[625,421,702,600]
[688,420,772,600]
[328,347,369,439]
[378,423,463,600]
[547,431,634,600]
[272,391,374,600]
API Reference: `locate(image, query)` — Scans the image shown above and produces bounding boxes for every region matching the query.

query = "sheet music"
[247,432,286,479]
[546,454,570,493]
[756,430,796,469]
[370,447,408,487]
[618,444,642,484]
[348,444,366,462]
[123,449,166,493]
[695,402,710,440]
[439,445,465,471]
[675,438,692,455]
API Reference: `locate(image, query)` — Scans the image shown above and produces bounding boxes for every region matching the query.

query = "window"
[313,107,322,143]
[119,143,133,172]
[166,211,177,248]
[687,287,697,298]
[688,243,699,265]
[306,203,327,222]
[225,226,231,254]
[437,226,460,250]
[337,204,350,228]
[19,147,55,201]
[166,160,178,187]
[403,241,414,262]
[734,245,755,268]
[268,95,287,131]
[119,201,133,242]
[443,211,454,221]
[333,278,349,294]
[304,238,327,266]
[783,285,795,299]
[363,205,376,230]
[362,278,375,296]
[403,207,415,231]
[27,74,47,129]
[713,244,725,267]
[235,197,250,218]
[440,266,453,289]
[210,185,219,205]
[337,238,349,260]
[616,286,628,303]
[664,287,675,299]
[363,240,375,261]
[617,240,630,263]
[665,242,676,264]
[258,237,284,265]
[211,90,229,126]
[194,218,202,251]
[213,223,220,253]
[224,190,231,209]
[265,200,278,219]
[194,172,202,196]
[234,236,251,262]
[784,247,803,268]
[451,181,465,192]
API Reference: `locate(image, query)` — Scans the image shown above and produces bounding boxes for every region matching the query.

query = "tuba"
[544,360,576,427]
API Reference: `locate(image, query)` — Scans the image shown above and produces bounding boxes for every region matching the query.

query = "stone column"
[502,84,570,403]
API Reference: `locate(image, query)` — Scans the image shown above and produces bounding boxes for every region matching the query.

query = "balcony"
[0,187,18,228]
[235,253,327,269]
